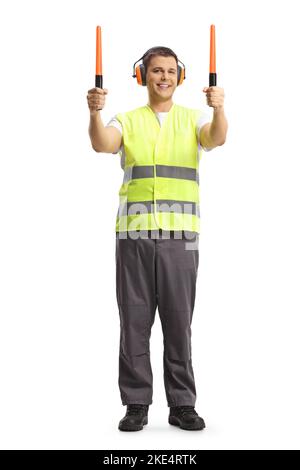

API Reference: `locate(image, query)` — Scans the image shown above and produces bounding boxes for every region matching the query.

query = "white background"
[0,0,300,451]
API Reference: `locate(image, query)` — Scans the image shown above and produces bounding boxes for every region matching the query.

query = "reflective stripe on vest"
[115,103,203,233]
[123,164,199,185]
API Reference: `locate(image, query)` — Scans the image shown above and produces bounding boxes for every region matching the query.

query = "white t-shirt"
[106,108,212,169]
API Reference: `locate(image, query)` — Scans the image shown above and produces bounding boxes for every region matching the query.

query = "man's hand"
[203,86,225,110]
[87,87,108,115]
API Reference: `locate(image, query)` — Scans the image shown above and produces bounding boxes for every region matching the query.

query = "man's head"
[143,47,179,103]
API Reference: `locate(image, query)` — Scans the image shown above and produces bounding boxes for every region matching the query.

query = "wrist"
[90,110,100,119]
[213,105,224,112]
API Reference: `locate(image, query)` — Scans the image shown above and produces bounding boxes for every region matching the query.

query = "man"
[87,46,228,432]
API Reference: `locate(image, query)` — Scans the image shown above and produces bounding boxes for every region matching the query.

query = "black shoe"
[169,406,205,431]
[118,404,149,432]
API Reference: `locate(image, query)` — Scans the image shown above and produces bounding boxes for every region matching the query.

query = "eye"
[153,70,176,73]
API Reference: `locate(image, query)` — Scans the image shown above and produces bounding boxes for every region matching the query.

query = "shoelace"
[127,405,148,415]
[175,406,198,416]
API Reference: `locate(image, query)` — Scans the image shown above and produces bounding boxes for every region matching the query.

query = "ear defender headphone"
[132,50,186,86]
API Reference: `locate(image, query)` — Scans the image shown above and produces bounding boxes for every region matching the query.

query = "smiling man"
[87,46,228,432]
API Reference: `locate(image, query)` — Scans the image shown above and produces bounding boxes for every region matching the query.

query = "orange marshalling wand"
[209,24,217,87]
[95,26,103,88]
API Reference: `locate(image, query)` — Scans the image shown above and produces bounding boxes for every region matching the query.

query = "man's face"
[146,55,178,99]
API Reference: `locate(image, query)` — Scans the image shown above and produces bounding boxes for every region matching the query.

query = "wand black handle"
[209,73,217,87]
[95,75,103,88]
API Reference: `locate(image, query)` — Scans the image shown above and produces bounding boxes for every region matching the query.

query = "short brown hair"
[142,46,178,75]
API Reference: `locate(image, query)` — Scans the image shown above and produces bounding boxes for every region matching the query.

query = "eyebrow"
[152,66,177,71]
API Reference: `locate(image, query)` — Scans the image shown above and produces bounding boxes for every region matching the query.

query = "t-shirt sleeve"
[106,115,123,154]
[196,110,213,152]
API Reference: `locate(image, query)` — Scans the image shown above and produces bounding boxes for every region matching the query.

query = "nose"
[160,70,173,81]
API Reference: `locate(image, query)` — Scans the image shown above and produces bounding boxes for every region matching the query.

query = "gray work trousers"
[115,230,199,407]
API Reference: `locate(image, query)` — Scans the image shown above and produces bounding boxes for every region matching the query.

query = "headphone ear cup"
[136,64,147,86]
[140,63,146,86]
[177,65,185,86]
[135,65,143,85]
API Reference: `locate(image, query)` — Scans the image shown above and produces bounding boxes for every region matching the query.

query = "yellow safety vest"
[115,103,203,234]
